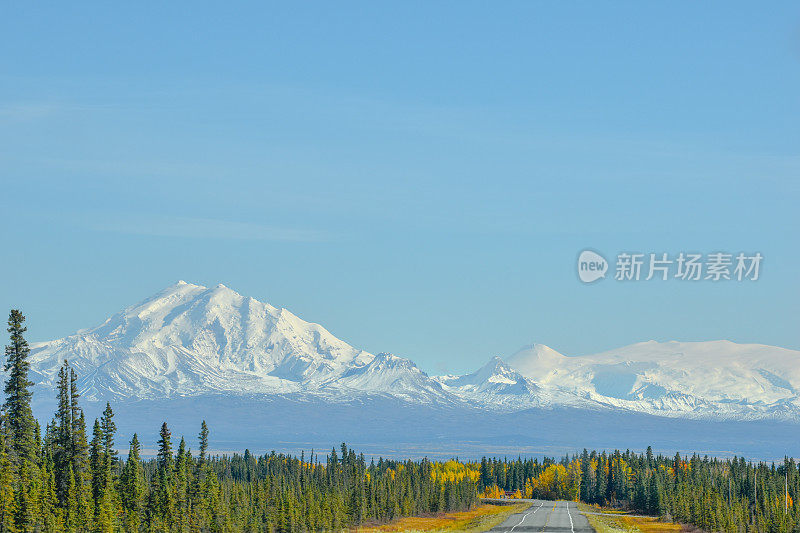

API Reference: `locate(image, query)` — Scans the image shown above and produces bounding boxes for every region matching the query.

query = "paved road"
[489,500,595,532]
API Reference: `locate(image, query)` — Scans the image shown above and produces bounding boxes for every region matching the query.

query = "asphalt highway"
[489,500,595,532]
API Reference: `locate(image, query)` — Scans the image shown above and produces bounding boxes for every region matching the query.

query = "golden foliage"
[481,484,504,499]
[430,461,480,486]
[527,459,581,501]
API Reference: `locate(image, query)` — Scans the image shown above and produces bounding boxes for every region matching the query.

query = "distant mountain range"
[27,281,800,422]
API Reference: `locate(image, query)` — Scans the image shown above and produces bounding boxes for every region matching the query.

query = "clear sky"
[1,2,798,375]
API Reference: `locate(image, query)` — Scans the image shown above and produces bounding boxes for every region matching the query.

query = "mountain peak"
[27,282,453,405]
[505,344,567,379]
[28,281,382,399]
[448,355,523,387]
[480,356,513,374]
[169,279,204,289]
[437,354,541,409]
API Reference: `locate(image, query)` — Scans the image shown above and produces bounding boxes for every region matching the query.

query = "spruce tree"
[198,420,209,464]
[120,434,144,533]
[54,361,72,506]
[175,437,189,531]
[99,402,117,468]
[89,419,105,518]
[3,310,36,467]
[157,422,173,473]
[154,422,175,528]
[69,370,88,477]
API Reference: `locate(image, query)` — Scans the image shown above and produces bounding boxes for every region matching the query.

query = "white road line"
[565,501,574,533]
[509,501,544,532]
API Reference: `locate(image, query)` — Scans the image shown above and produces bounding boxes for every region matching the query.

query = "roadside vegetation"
[584,513,685,533]
[579,503,684,533]
[355,502,530,532]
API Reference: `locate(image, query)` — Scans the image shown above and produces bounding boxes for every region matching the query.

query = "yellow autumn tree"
[527,460,582,501]
[482,484,504,499]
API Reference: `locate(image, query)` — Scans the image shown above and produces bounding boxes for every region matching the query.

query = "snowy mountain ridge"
[29,281,442,402]
[504,341,800,420]
[25,281,800,421]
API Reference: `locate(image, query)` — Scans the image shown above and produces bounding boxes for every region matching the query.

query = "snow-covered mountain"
[24,281,800,422]
[28,281,444,403]
[436,357,545,409]
[436,355,604,411]
[505,341,800,420]
[335,352,453,403]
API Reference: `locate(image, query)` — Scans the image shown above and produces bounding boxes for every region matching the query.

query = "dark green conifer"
[3,310,36,467]
[120,434,144,532]
[99,402,117,468]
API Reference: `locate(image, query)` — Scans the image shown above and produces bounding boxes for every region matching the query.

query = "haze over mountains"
[27,281,800,422]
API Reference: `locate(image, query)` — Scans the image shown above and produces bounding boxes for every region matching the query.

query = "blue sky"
[1,2,798,374]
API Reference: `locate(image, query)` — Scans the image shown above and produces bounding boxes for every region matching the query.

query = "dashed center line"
[539,502,557,532]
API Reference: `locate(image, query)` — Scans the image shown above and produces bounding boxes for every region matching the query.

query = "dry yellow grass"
[354,502,531,533]
[618,516,683,532]
[579,504,684,533]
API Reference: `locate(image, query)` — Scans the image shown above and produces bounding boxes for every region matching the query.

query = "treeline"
[204,452,478,531]
[479,448,799,532]
[0,310,478,532]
